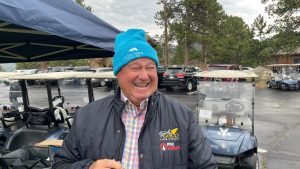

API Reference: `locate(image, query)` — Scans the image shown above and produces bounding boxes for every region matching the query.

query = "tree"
[264,0,300,53]
[155,0,224,65]
[251,14,269,40]
[266,0,300,32]
[209,16,253,65]
[185,0,224,65]
[155,0,178,65]
[75,0,92,12]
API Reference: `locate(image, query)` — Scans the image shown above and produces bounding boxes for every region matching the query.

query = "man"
[53,29,217,169]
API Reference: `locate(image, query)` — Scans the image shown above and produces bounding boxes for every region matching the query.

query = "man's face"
[117,58,158,106]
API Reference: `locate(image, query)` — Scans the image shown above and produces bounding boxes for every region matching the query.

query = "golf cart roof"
[8,72,88,80]
[194,70,258,78]
[75,71,116,79]
[8,71,116,80]
[0,72,24,78]
[266,64,300,67]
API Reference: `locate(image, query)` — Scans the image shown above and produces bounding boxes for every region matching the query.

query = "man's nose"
[138,69,149,80]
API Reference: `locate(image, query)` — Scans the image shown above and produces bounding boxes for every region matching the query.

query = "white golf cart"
[266,64,300,90]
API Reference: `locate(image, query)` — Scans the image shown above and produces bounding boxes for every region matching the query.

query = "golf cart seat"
[28,106,50,112]
[21,111,52,127]
[5,127,49,151]
[1,111,51,152]
[0,109,22,128]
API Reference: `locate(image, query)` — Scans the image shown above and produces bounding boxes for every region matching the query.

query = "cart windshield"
[197,81,254,131]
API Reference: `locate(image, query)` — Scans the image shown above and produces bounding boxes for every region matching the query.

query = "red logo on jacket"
[160,142,181,151]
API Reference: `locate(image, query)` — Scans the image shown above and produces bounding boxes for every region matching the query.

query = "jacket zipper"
[116,122,124,161]
[115,99,156,162]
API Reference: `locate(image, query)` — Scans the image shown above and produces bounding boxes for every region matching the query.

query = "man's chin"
[132,95,149,103]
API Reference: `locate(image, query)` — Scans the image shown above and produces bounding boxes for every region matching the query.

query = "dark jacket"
[53,90,217,169]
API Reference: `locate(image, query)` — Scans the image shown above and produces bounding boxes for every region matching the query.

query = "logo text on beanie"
[129,47,138,52]
[126,47,144,61]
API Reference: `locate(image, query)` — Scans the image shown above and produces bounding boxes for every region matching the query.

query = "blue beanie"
[112,29,159,75]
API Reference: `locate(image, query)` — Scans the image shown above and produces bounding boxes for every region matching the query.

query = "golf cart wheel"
[99,80,106,87]
[165,86,173,91]
[243,153,259,169]
[280,84,287,90]
[295,84,299,90]
[267,83,272,88]
[80,79,86,86]
[185,81,193,91]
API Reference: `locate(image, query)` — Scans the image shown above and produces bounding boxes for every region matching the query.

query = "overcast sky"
[85,0,268,36]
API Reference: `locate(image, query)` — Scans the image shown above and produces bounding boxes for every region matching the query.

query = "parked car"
[207,64,241,71]
[34,69,49,85]
[194,66,202,72]
[242,67,253,71]
[48,66,73,73]
[72,66,93,72]
[91,67,114,87]
[15,69,38,85]
[162,65,198,91]
[157,65,167,87]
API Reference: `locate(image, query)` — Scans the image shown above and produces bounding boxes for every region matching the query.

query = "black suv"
[162,66,199,91]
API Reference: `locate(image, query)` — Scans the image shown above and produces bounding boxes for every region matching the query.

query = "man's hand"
[89,159,123,169]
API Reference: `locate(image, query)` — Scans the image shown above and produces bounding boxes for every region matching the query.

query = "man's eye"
[131,67,140,70]
[147,66,156,70]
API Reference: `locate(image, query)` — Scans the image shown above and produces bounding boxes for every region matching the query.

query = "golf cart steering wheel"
[52,96,65,107]
[225,100,244,113]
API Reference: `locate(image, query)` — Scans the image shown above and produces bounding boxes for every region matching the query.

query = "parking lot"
[254,89,300,169]
[1,84,300,169]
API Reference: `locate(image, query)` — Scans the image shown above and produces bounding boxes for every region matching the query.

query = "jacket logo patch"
[159,128,181,151]
[159,128,180,141]
[160,142,181,151]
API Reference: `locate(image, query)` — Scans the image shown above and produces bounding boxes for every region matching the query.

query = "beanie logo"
[129,47,138,52]
[125,47,144,61]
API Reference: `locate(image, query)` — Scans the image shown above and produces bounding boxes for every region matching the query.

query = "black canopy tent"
[0,0,121,63]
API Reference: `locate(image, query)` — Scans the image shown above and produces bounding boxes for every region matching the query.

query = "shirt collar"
[120,90,148,111]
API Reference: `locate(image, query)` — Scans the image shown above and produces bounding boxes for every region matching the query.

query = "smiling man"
[53,29,217,169]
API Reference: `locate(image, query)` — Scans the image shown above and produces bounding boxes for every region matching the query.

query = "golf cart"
[0,72,88,156]
[0,72,25,153]
[266,64,300,90]
[0,71,117,168]
[194,70,258,169]
[0,72,115,168]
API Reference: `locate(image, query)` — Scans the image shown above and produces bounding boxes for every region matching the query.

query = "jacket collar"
[113,87,159,121]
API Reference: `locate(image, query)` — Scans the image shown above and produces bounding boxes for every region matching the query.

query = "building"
[270,47,300,64]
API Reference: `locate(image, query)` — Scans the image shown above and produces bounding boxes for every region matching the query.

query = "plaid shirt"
[121,92,148,169]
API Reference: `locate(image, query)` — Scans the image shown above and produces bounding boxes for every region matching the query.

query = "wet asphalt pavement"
[254,88,300,169]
